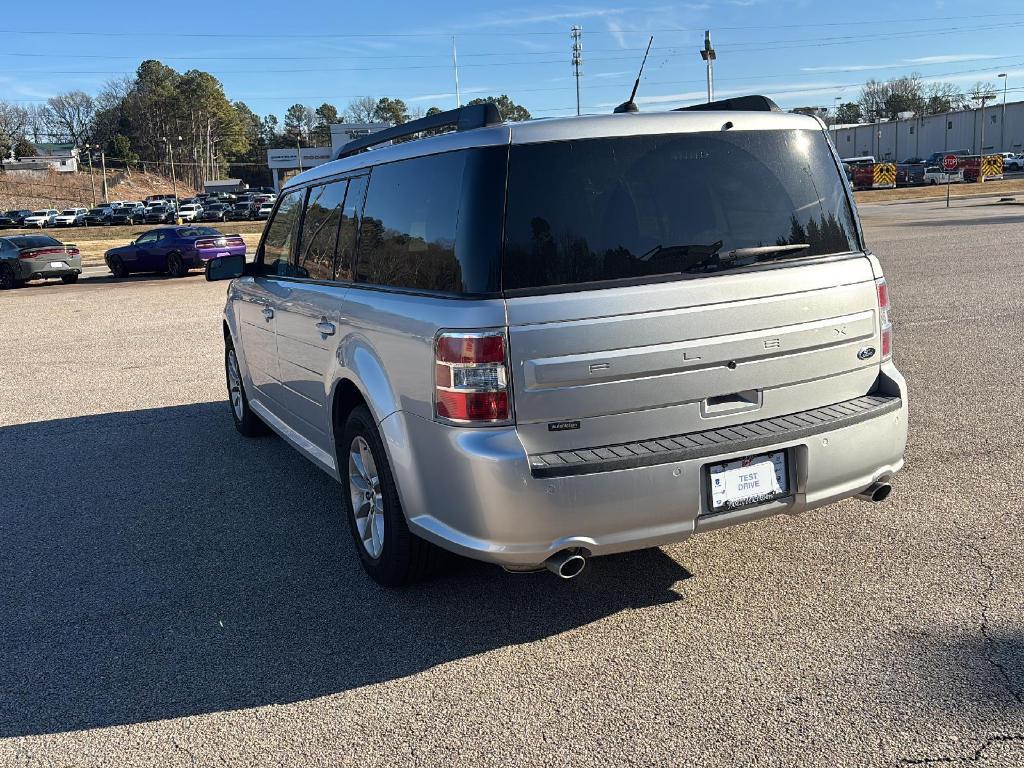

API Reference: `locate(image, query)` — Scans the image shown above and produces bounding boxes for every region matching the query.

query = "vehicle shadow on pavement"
[0,402,692,737]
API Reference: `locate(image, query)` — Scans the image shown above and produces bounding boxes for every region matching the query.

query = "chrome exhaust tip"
[544,550,587,579]
[857,481,892,503]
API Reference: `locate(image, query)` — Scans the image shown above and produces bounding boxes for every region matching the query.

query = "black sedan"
[0,209,33,228]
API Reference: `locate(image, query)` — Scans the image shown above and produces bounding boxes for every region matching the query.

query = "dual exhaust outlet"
[533,482,892,580]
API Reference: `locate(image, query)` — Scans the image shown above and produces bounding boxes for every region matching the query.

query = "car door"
[122,231,157,270]
[234,189,305,417]
[271,175,365,455]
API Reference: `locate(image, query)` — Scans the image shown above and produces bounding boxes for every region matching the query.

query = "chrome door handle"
[261,307,274,320]
[316,320,336,336]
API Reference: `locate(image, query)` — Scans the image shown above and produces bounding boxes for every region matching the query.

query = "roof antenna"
[613,36,653,114]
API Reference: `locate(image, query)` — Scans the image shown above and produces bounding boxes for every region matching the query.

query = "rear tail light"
[876,277,892,360]
[434,331,510,424]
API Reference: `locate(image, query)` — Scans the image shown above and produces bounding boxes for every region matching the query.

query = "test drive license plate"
[707,451,789,512]
[49,261,67,269]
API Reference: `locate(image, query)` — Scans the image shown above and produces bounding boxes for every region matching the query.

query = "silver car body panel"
[223,110,907,567]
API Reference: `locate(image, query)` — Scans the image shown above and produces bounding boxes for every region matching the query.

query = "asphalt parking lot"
[1,200,1022,767]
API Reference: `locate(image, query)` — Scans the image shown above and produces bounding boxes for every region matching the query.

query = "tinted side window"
[355,152,464,292]
[297,180,347,281]
[261,190,303,276]
[336,175,367,282]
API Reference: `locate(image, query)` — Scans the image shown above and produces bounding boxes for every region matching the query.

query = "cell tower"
[571,25,583,116]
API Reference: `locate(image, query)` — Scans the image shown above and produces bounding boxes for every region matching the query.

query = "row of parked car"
[0,224,249,289]
[0,190,278,229]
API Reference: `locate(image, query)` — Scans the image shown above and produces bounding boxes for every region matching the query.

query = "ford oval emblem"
[857,346,876,360]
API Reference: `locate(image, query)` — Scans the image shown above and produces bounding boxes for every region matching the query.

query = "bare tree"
[968,81,998,107]
[41,90,96,145]
[922,81,966,114]
[858,74,925,121]
[344,96,378,123]
[0,100,30,157]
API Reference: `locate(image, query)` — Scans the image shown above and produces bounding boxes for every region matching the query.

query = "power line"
[2,12,1024,39]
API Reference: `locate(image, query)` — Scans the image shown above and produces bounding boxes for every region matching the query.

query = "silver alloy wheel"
[349,436,384,559]
[226,349,244,420]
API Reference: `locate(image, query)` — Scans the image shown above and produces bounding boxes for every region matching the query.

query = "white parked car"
[256,202,274,220]
[23,209,59,228]
[177,203,203,222]
[923,166,963,184]
[52,208,89,227]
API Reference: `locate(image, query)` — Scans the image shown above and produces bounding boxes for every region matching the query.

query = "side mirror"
[206,253,246,282]
[206,256,246,282]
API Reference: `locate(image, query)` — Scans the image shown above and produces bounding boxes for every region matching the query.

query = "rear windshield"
[177,227,220,237]
[8,235,60,248]
[502,130,860,292]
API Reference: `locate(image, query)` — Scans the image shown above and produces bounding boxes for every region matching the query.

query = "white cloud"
[905,53,1000,65]
[801,63,900,73]
[605,19,629,48]
[407,87,490,102]
[461,7,628,30]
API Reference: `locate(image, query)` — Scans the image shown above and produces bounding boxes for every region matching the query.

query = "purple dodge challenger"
[104,226,247,278]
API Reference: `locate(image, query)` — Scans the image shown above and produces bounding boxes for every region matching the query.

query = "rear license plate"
[707,451,789,512]
[49,261,67,269]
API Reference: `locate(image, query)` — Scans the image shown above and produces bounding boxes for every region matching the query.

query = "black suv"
[0,210,32,228]
[225,202,255,221]
[197,203,230,222]
[144,205,175,224]
[110,205,146,225]
[83,207,113,226]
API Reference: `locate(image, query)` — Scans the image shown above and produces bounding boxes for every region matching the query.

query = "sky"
[5,0,1024,121]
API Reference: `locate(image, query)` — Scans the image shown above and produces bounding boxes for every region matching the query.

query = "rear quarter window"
[353,147,505,295]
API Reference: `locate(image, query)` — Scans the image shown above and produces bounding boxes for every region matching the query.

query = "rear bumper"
[383,365,908,568]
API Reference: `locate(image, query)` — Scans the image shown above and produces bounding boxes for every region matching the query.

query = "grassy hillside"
[0,168,198,211]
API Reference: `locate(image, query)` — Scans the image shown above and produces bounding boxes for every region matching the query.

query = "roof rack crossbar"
[333,103,502,160]
[674,95,781,113]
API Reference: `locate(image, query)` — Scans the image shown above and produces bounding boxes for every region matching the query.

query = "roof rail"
[674,95,781,113]
[333,103,503,160]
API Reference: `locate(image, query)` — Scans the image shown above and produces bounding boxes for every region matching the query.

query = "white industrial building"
[832,99,1024,161]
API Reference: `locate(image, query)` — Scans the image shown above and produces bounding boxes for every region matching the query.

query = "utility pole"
[100,150,108,204]
[164,136,179,204]
[452,36,461,107]
[833,95,841,146]
[296,138,303,173]
[998,73,1008,151]
[85,148,96,207]
[571,25,583,116]
[699,30,716,103]
[980,94,988,156]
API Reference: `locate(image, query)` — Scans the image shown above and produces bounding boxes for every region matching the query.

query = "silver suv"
[207,100,907,586]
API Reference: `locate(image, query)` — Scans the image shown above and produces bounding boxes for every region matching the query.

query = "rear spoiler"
[675,95,781,112]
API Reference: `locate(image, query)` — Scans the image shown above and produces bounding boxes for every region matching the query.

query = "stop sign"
[943,154,958,171]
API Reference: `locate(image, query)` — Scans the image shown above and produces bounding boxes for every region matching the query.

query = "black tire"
[109,257,129,278]
[340,405,442,586]
[0,263,22,289]
[225,340,268,438]
[61,273,79,284]
[166,251,187,278]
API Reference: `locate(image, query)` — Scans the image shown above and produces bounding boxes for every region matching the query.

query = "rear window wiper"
[725,244,810,263]
[638,240,723,263]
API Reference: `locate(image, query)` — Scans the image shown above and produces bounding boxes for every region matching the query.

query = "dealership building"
[832,99,1024,161]
[267,123,388,190]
